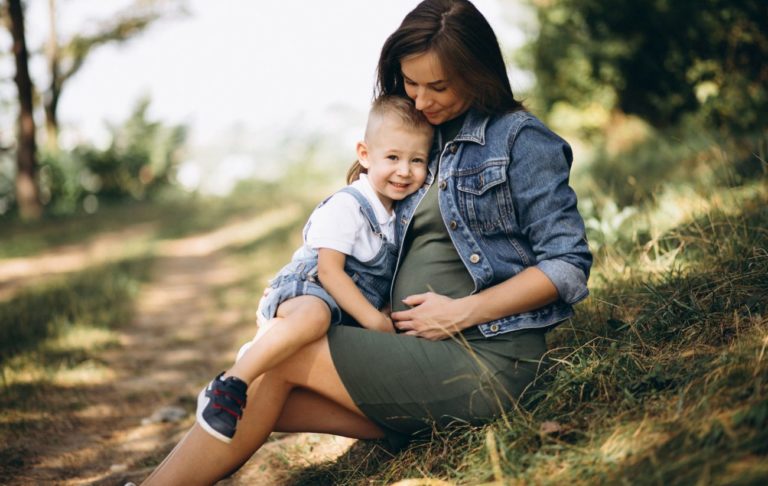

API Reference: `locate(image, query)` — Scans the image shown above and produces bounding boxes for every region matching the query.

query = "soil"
[1,211,356,485]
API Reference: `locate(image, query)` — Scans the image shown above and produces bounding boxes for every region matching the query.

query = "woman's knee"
[269,334,330,380]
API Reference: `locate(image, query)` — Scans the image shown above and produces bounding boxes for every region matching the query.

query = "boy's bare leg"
[226,295,330,384]
[142,335,383,486]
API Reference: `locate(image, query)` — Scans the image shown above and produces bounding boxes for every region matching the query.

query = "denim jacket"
[393,109,593,338]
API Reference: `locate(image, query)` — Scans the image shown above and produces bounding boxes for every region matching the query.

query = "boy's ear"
[356,141,370,168]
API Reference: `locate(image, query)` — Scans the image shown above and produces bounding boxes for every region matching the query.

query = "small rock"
[110,463,128,473]
[142,405,187,425]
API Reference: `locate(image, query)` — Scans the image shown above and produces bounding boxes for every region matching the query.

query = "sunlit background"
[2,0,532,197]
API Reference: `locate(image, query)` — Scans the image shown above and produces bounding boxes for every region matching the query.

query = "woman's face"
[400,50,471,125]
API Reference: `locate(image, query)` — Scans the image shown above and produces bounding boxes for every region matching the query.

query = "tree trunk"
[7,0,42,220]
[45,95,59,153]
[45,0,60,153]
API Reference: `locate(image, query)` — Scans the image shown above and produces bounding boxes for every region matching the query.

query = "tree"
[5,0,41,220]
[44,0,184,152]
[529,0,768,132]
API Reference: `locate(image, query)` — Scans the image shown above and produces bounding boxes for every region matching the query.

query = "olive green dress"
[327,115,548,446]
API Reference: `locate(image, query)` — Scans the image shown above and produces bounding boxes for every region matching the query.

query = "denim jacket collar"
[453,108,490,146]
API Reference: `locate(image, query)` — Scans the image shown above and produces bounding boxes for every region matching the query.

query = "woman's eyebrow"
[403,74,446,86]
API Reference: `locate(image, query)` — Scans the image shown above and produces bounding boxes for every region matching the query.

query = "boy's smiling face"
[356,114,431,211]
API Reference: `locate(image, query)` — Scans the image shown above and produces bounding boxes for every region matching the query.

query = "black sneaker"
[196,372,248,443]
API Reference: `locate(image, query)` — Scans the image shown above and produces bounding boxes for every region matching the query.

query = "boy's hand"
[364,312,396,333]
[380,302,392,317]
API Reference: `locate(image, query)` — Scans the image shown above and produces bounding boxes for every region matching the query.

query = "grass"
[0,178,303,260]
[0,256,153,476]
[0,257,152,367]
[279,164,768,481]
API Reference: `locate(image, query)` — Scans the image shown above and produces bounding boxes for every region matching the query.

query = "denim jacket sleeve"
[507,118,592,304]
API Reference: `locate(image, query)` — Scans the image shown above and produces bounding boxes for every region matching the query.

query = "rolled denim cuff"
[536,259,589,304]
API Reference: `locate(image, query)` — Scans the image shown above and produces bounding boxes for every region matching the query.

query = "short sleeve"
[305,192,365,256]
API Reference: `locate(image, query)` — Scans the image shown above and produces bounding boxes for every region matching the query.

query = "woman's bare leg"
[142,335,381,486]
[227,296,330,383]
[274,388,384,438]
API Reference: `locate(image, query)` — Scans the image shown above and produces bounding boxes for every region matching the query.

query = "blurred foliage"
[527,0,768,133]
[572,118,767,251]
[75,96,186,200]
[1,96,186,217]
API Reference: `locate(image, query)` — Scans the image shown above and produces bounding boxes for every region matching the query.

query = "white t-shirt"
[303,174,395,262]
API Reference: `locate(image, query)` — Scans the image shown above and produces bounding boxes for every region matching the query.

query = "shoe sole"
[196,387,233,444]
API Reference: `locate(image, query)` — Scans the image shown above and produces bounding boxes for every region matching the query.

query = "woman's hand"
[391,292,472,341]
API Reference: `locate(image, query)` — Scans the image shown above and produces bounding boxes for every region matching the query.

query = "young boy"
[197,95,434,443]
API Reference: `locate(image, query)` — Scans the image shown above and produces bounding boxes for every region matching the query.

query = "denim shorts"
[257,273,343,326]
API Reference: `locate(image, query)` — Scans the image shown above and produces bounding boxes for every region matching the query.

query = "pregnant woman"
[143,0,592,483]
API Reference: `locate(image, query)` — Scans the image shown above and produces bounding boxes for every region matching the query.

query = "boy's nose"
[396,161,411,176]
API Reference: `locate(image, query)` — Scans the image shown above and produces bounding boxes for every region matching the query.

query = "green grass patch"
[287,185,768,483]
[0,257,152,368]
[0,256,153,477]
[0,177,319,260]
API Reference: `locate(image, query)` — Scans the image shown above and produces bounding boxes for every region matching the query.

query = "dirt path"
[6,209,356,485]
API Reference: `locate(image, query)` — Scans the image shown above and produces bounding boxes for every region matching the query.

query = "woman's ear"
[356,141,370,169]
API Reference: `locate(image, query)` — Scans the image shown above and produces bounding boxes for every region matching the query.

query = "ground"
[0,207,358,485]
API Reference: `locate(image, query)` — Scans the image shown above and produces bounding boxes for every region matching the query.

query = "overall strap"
[337,186,385,240]
[302,192,335,241]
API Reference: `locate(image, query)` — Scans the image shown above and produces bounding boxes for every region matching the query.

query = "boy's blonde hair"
[346,95,433,184]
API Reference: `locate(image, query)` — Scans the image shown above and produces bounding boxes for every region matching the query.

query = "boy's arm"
[317,248,394,333]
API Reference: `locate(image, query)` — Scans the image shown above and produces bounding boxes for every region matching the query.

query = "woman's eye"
[404,78,416,86]
[432,86,447,92]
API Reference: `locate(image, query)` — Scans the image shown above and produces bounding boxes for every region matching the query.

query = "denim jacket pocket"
[455,159,512,234]
[455,160,507,195]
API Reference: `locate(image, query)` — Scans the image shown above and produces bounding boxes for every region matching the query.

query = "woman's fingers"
[394,319,415,331]
[390,308,412,322]
[391,292,434,321]
[401,292,431,308]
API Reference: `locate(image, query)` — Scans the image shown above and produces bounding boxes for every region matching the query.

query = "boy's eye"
[411,158,425,164]
[387,155,399,161]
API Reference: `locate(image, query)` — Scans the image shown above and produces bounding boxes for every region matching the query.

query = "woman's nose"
[413,88,432,111]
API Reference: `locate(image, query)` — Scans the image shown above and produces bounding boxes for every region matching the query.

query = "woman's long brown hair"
[376,0,524,117]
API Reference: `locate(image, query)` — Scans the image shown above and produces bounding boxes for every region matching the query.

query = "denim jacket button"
[469,253,481,263]
[450,143,458,154]
[438,180,447,190]
[490,323,500,332]
[449,220,458,230]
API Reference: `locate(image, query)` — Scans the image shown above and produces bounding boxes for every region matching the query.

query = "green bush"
[1,96,186,218]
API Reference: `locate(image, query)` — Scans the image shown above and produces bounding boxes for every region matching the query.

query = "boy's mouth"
[389,182,410,190]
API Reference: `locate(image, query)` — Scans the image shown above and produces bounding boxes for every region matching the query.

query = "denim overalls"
[258,186,398,325]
